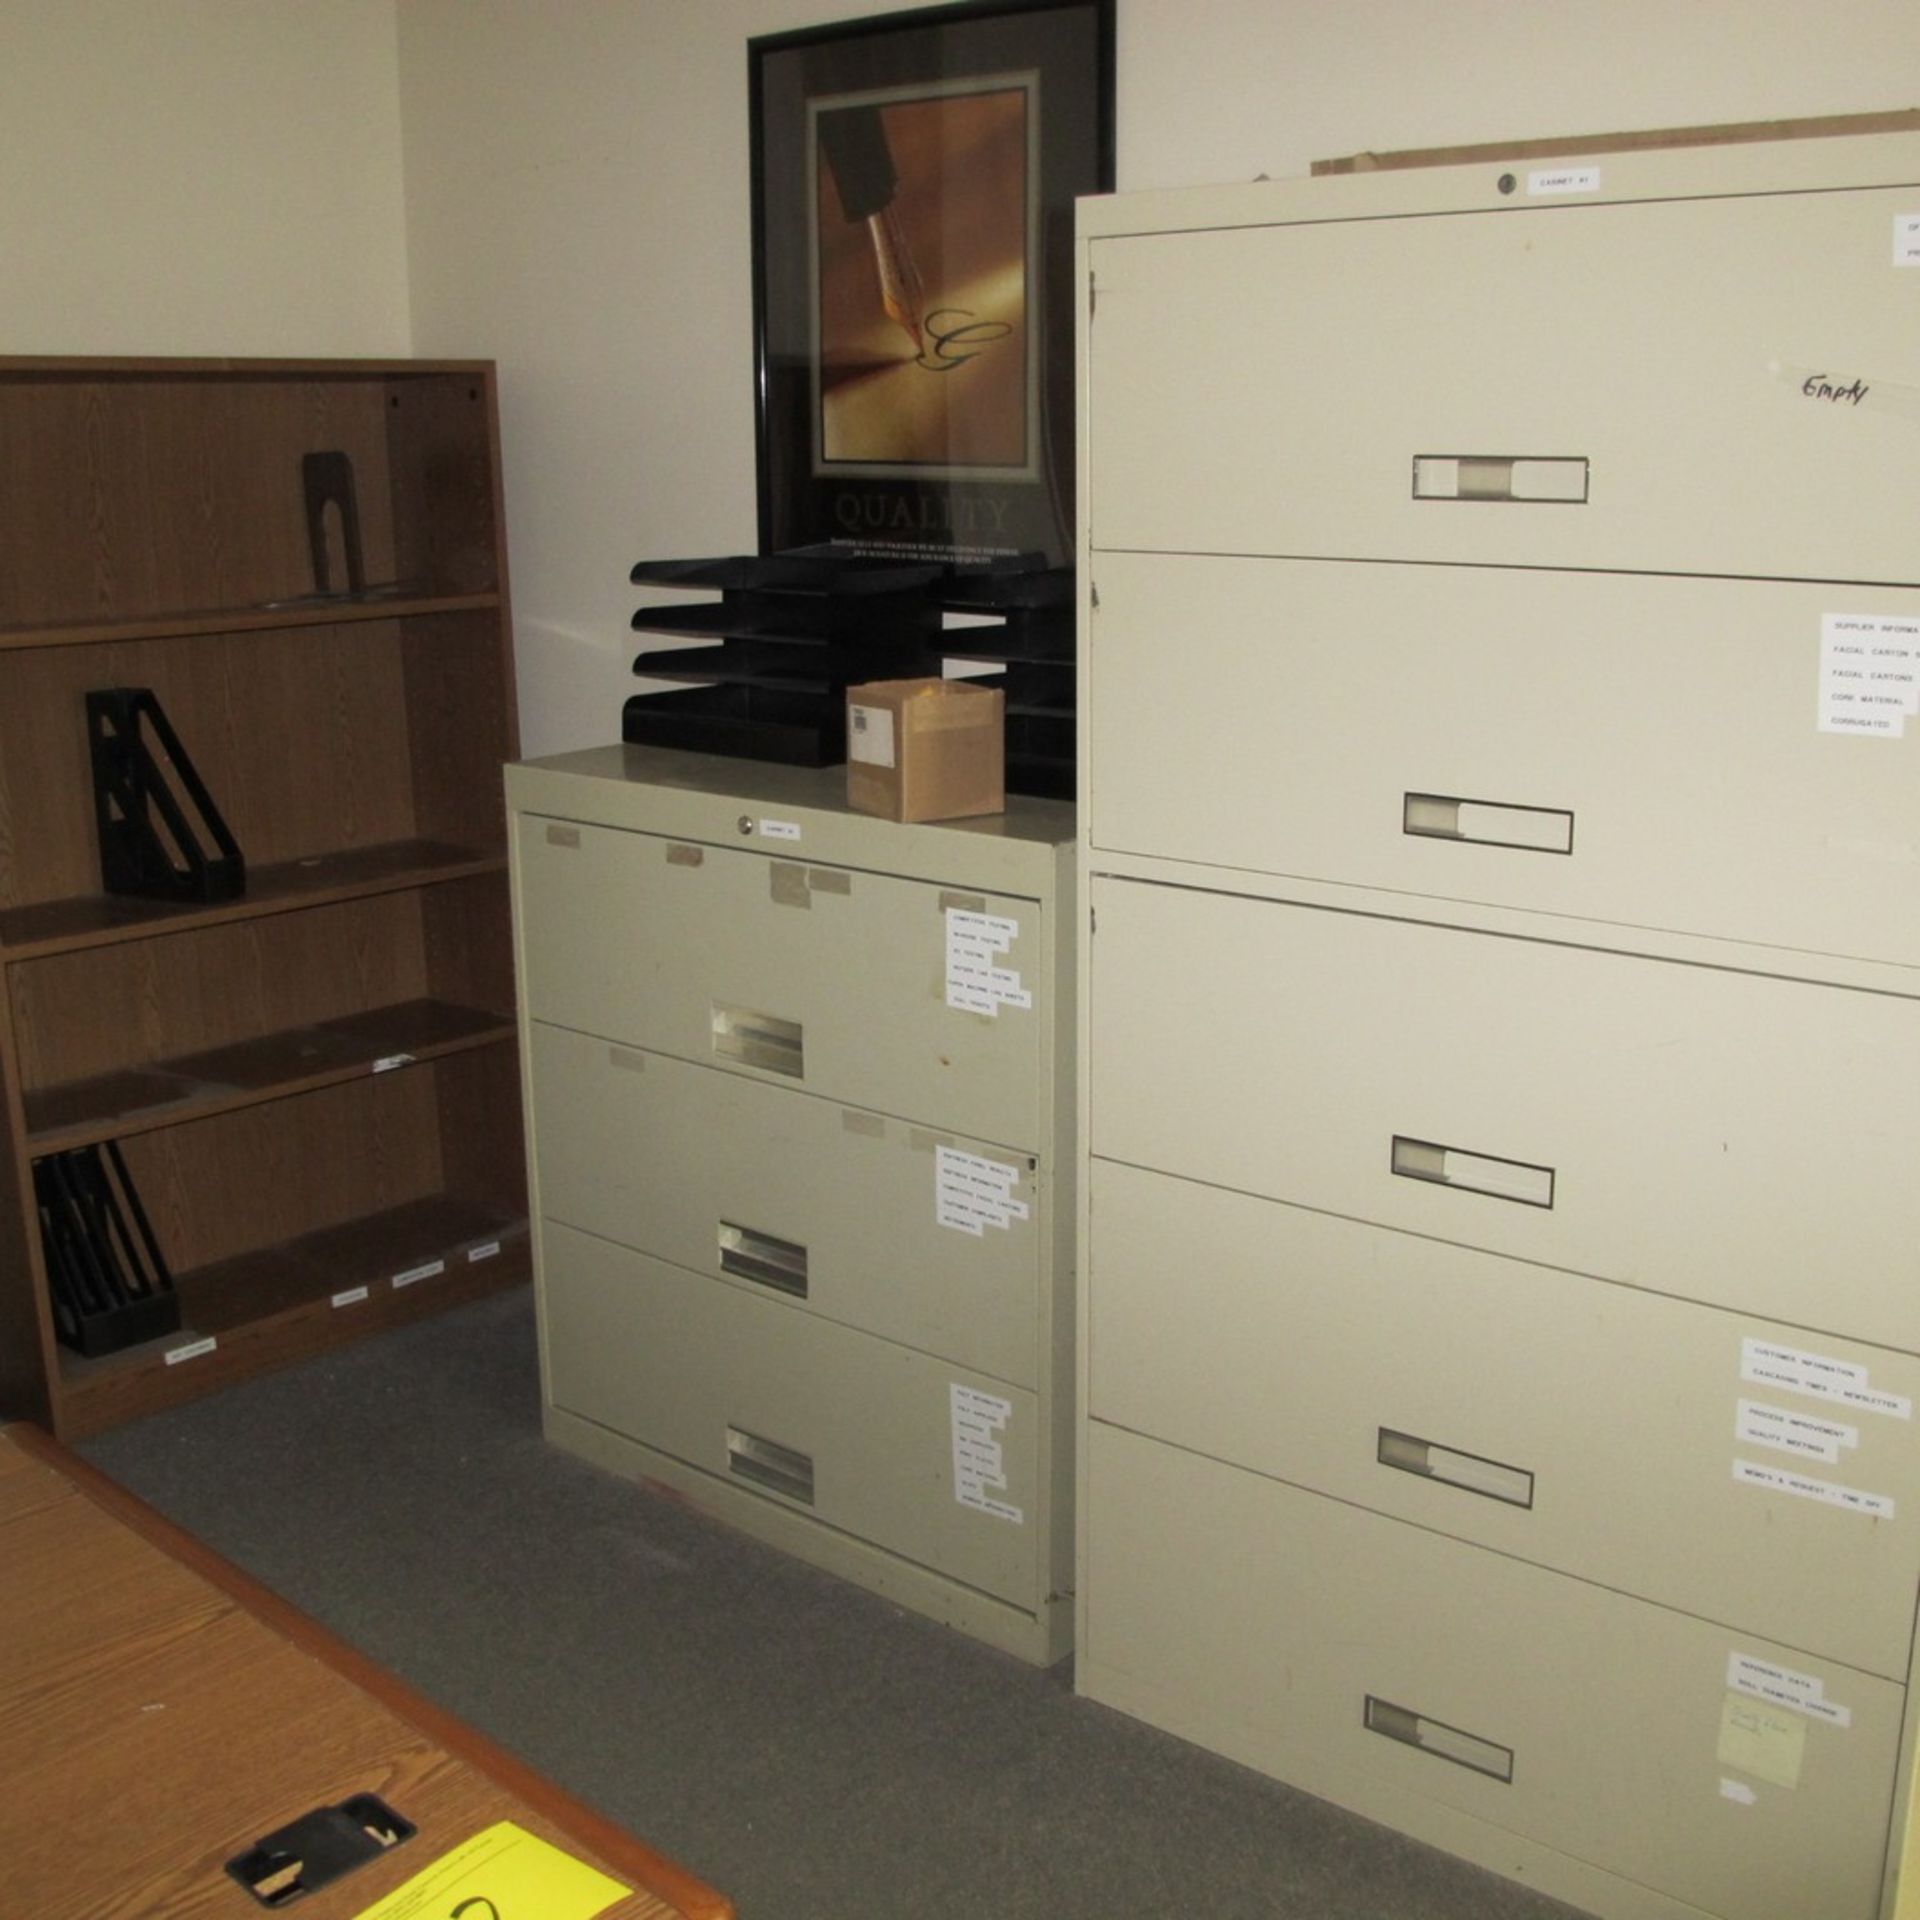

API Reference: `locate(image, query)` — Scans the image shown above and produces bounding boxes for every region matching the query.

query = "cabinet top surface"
[510,744,1075,855]
[1077,125,1920,239]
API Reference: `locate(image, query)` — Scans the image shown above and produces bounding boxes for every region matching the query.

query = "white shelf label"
[945,908,1032,1017]
[1734,1457,1894,1523]
[759,819,801,841]
[935,1146,1031,1236]
[1734,1398,1856,1464]
[466,1240,502,1264]
[1728,1652,1853,1728]
[1528,165,1601,196]
[1740,1336,1910,1419]
[371,1052,416,1074]
[331,1286,371,1309]
[391,1258,446,1290]
[950,1382,1023,1523]
[163,1336,218,1367]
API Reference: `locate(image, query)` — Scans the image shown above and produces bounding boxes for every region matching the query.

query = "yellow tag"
[1716,1693,1807,1790]
[351,1820,629,1920]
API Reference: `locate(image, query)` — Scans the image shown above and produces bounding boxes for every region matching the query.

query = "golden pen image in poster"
[812,78,1035,474]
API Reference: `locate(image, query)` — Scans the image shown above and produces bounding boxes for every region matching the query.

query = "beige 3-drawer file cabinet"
[1076,131,1920,1919]
[508,744,1074,1663]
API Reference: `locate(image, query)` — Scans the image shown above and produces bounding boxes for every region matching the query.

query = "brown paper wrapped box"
[845,678,1005,822]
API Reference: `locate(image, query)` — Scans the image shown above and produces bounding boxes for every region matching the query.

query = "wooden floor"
[0,1422,731,1920]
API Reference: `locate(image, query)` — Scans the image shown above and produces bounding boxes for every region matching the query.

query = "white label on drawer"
[945,909,1032,1016]
[163,1335,218,1367]
[467,1240,502,1263]
[331,1286,371,1309]
[759,819,802,841]
[1741,1337,1910,1418]
[935,1146,1030,1236]
[1528,165,1601,196]
[1735,1398,1856,1464]
[391,1258,446,1290]
[1734,1458,1894,1522]
[1896,213,1920,265]
[950,1383,1023,1523]
[1717,1696,1806,1788]
[1820,614,1920,736]
[849,705,896,767]
[371,1052,416,1073]
[1718,1778,1758,1806]
[1727,1653,1853,1728]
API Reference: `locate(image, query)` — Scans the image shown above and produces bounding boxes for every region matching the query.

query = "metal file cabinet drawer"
[1088,551,1920,973]
[541,1222,1039,1607]
[515,812,1045,1148]
[530,1023,1043,1388]
[1081,1422,1902,1920]
[1088,1158,1920,1679]
[1089,875,1920,1350]
[1085,176,1920,582]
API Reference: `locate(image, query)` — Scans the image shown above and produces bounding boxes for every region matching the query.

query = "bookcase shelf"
[0,357,527,1439]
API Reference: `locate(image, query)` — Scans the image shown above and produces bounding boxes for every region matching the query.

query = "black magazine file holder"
[87,688,246,903]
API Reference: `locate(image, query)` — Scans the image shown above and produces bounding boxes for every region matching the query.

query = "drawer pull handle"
[1412,454,1588,503]
[718,1222,809,1298]
[1391,1136,1554,1210]
[1403,793,1573,857]
[725,1425,815,1505]
[1364,1696,1514,1783]
[1377,1428,1534,1509]
[711,1003,804,1079]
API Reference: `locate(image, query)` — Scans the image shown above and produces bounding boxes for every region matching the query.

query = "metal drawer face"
[1082,1423,1901,1920]
[1089,1158,1920,1679]
[517,814,1044,1147]
[1087,185,1920,582]
[1088,552,1920,976]
[541,1223,1039,1606]
[1089,875,1920,1350]
[530,1024,1043,1387]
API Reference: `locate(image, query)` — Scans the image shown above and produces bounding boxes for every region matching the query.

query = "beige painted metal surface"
[1088,552,1920,977]
[544,1221,1040,1608]
[1086,172,1920,582]
[515,812,1045,1148]
[531,1023,1043,1388]
[1090,1157,1920,1679]
[1091,874,1920,1351]
[1083,1421,1902,1920]
[510,745,1075,1664]
[1077,131,1920,1918]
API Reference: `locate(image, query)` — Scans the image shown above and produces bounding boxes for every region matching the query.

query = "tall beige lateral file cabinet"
[1076,132,1920,1920]
[508,744,1074,1663]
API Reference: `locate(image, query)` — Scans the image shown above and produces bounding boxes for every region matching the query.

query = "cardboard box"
[846,678,1005,823]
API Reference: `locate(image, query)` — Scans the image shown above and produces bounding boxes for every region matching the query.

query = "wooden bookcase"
[0,358,529,1439]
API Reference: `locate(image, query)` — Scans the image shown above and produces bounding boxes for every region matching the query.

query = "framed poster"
[750,0,1115,568]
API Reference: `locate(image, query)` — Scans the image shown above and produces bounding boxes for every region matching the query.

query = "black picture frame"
[749,0,1114,571]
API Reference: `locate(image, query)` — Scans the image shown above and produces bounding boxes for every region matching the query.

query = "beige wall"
[395,0,1920,756]
[0,0,412,357]
[5,4,1916,753]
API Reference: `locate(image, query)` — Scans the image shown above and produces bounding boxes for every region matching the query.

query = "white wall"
[395,0,1920,757]
[0,0,412,356]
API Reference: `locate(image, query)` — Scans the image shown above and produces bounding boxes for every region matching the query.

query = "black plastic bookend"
[302,450,367,597]
[34,1142,180,1358]
[87,688,246,903]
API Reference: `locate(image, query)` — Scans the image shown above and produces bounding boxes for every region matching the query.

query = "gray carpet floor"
[81,1286,1590,1920]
